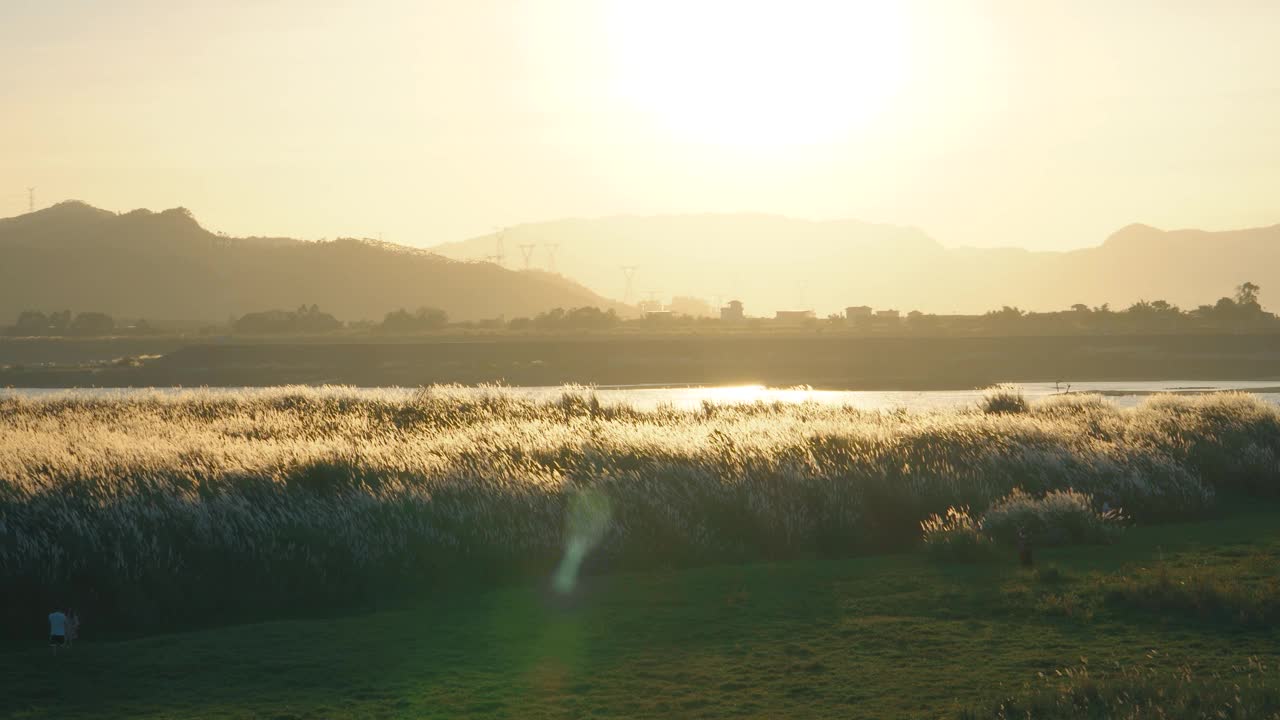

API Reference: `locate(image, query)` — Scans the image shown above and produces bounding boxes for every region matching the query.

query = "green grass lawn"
[3,506,1278,720]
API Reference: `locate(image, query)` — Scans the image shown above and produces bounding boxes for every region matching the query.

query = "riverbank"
[4,333,1280,388]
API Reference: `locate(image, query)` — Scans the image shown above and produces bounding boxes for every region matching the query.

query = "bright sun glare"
[606,0,909,148]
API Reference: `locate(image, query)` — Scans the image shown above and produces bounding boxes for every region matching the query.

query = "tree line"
[6,283,1274,337]
[228,305,624,335]
[4,310,156,337]
[945,282,1272,335]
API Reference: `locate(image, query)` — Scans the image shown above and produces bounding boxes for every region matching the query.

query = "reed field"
[2,386,1279,640]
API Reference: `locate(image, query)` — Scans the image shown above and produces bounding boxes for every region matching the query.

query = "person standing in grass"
[48,608,67,654]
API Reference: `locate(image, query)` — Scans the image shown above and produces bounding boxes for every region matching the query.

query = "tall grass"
[980,384,1030,415]
[981,488,1126,547]
[1,387,1276,638]
[962,656,1280,719]
[919,506,993,562]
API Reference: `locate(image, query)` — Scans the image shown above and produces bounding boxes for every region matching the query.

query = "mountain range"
[0,202,619,323]
[3,202,1276,324]
[432,215,1280,315]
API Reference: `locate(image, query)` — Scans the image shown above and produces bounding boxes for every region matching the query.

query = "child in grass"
[48,608,67,654]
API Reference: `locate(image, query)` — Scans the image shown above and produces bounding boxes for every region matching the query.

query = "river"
[4,380,1280,411]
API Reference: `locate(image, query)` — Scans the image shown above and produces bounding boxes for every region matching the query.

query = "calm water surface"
[5,380,1280,411]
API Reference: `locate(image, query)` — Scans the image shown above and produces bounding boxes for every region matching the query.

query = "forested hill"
[0,202,622,322]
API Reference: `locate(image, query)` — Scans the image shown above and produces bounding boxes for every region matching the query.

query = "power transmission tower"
[488,228,506,267]
[621,266,638,304]
[27,187,35,213]
[544,243,559,272]
[518,243,536,270]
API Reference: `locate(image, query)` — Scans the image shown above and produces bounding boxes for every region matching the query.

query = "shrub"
[979,385,1029,414]
[921,506,994,562]
[982,488,1125,547]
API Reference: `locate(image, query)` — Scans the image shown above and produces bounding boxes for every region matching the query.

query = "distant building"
[845,305,873,320]
[875,309,901,320]
[774,310,816,322]
[637,299,664,313]
[643,310,673,320]
[720,299,744,321]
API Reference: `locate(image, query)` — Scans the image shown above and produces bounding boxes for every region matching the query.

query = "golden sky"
[2,0,1278,250]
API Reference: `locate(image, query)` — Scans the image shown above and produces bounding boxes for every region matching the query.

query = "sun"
[606,0,909,149]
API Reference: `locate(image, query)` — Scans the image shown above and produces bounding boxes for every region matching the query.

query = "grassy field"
[1,504,1277,719]
[3,387,1279,716]
[3,387,1279,639]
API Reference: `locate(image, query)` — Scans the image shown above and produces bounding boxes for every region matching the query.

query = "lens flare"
[553,488,613,595]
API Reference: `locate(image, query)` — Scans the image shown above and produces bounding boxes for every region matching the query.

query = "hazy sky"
[2,0,1278,250]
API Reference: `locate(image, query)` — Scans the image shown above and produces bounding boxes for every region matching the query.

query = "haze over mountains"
[433,216,1280,315]
[0,202,619,323]
[3,202,1277,326]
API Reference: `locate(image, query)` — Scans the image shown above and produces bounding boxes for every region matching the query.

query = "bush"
[921,506,994,562]
[980,385,1028,414]
[982,488,1125,547]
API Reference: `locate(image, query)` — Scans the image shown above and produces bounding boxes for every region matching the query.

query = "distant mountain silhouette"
[431,215,1280,314]
[0,202,621,323]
